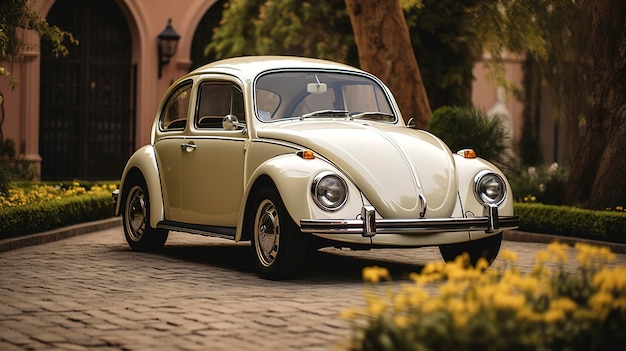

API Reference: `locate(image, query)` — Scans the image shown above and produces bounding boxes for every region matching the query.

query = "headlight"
[474,171,506,205]
[312,172,348,211]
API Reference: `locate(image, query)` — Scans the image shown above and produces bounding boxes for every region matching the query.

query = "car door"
[181,78,247,227]
[153,80,193,222]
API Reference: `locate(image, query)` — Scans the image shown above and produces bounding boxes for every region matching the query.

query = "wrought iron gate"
[40,0,135,180]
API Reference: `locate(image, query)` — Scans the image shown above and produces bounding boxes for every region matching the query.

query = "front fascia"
[300,154,520,247]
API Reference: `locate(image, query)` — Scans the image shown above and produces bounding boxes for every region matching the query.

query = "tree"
[0,0,77,94]
[563,0,626,210]
[205,0,357,65]
[344,0,431,127]
[405,0,483,110]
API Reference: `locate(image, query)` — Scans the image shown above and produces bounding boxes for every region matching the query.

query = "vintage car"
[112,56,519,279]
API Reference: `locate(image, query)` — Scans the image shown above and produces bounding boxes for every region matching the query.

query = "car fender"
[116,145,165,228]
[453,154,515,219]
[235,154,361,241]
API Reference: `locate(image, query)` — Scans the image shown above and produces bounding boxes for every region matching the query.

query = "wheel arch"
[235,155,334,241]
[115,145,165,228]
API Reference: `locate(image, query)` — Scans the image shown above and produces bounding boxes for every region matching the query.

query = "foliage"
[515,203,626,244]
[0,138,38,196]
[428,106,509,166]
[405,0,482,109]
[0,182,117,238]
[465,0,549,90]
[507,162,568,205]
[344,242,626,351]
[205,0,357,65]
[0,0,78,93]
[206,0,494,111]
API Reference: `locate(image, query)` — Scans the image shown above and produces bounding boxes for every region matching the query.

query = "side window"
[196,81,245,129]
[160,81,192,131]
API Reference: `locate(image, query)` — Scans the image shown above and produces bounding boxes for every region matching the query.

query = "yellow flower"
[575,243,615,268]
[593,267,626,292]
[366,299,387,316]
[394,315,409,328]
[547,241,569,263]
[362,266,390,283]
[498,249,518,263]
[543,309,565,323]
[492,293,525,310]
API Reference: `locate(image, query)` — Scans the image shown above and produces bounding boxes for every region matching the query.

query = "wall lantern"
[157,18,180,78]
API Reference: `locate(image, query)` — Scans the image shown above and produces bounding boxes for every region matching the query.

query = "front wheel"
[250,187,308,280]
[122,179,168,252]
[439,233,502,267]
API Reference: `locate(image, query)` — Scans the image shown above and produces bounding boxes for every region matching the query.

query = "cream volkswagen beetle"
[113,56,519,279]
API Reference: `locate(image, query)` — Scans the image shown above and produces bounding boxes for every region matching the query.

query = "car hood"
[257,120,458,219]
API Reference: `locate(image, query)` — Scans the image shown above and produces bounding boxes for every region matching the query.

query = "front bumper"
[300,204,519,238]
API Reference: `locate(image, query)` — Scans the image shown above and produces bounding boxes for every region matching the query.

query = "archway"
[39,0,135,180]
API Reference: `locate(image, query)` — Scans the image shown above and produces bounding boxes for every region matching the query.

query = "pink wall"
[471,52,525,147]
[1,0,219,179]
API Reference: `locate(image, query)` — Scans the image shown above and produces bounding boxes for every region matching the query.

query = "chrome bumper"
[300,204,520,238]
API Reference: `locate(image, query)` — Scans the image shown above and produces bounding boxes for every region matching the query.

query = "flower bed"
[344,242,626,350]
[0,182,117,239]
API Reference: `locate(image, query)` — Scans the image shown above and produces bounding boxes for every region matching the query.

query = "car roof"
[186,56,364,81]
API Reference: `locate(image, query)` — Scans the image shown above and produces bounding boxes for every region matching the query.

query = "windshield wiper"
[300,109,349,120]
[351,111,395,121]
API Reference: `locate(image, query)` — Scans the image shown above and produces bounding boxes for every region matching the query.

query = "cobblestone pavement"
[1,226,625,351]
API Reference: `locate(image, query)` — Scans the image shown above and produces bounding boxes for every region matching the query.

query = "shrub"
[428,106,509,166]
[0,138,37,196]
[507,162,568,205]
[344,242,626,351]
[515,203,626,244]
[0,182,117,239]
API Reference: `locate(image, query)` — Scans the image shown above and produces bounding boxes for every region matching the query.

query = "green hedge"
[515,202,626,244]
[0,193,114,240]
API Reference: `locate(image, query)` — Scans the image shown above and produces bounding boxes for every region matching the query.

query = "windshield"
[254,71,396,123]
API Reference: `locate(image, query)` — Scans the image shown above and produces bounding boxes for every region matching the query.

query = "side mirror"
[407,118,417,129]
[222,114,247,133]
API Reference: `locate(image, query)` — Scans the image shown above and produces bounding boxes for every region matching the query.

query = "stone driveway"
[1,221,625,350]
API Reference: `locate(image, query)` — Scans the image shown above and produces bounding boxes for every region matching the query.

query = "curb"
[0,217,122,253]
[1,219,625,254]
[504,230,626,254]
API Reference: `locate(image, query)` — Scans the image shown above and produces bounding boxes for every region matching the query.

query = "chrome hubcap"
[255,199,279,268]
[125,186,147,242]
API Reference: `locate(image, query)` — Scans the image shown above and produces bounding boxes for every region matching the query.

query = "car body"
[113,56,519,279]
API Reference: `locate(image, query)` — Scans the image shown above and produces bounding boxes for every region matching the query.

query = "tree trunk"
[564,0,626,210]
[344,0,431,128]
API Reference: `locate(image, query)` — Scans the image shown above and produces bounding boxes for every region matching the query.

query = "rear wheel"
[439,233,502,266]
[122,178,168,252]
[251,187,308,280]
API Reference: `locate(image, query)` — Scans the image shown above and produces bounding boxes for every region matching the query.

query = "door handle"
[181,142,197,152]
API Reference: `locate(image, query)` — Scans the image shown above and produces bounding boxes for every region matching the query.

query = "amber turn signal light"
[297,150,316,159]
[457,149,477,159]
